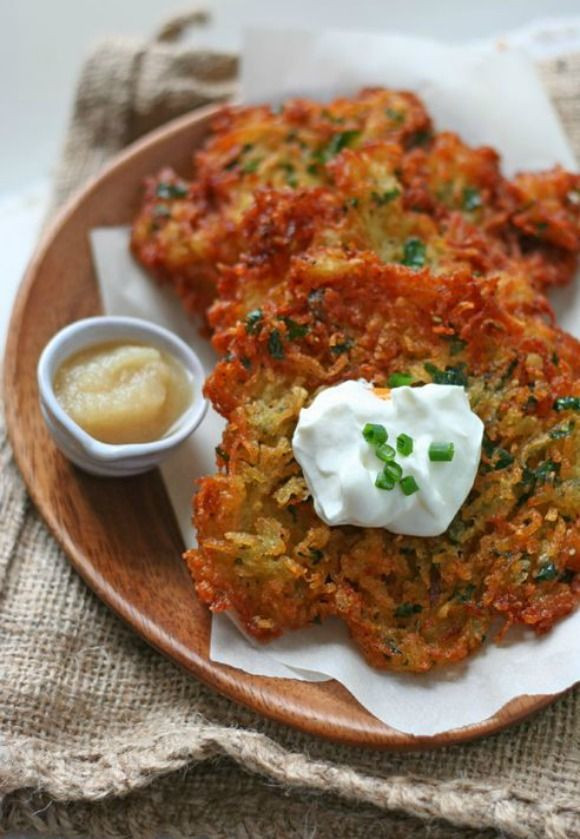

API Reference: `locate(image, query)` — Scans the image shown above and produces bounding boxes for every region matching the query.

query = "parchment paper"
[90,30,580,735]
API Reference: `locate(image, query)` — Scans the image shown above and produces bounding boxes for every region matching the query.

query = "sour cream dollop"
[292,380,484,537]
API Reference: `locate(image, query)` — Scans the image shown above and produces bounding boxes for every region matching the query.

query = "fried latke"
[186,251,580,672]
[131,89,580,328]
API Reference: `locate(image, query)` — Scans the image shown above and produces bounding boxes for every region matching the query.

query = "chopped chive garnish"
[429,442,455,462]
[400,475,420,495]
[375,443,396,462]
[397,433,413,456]
[383,460,403,482]
[362,423,387,446]
[388,371,413,388]
[375,469,395,491]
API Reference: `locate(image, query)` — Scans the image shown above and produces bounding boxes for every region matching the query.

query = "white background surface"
[1,2,580,837]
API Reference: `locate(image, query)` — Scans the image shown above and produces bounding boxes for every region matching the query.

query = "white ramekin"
[37,316,208,476]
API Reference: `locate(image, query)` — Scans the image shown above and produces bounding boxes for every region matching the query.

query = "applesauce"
[53,341,192,444]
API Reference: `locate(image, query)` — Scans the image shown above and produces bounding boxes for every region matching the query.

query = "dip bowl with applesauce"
[37,316,207,476]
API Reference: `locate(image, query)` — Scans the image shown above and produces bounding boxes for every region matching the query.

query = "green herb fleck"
[245,309,263,334]
[462,186,482,211]
[549,421,575,439]
[482,435,495,457]
[494,448,514,470]
[371,188,401,206]
[534,460,560,483]
[534,561,558,582]
[282,317,309,339]
[152,204,171,218]
[321,109,346,124]
[407,130,431,148]
[385,107,405,124]
[454,583,476,603]
[314,130,360,164]
[520,460,560,499]
[280,161,298,187]
[155,182,188,199]
[241,158,262,174]
[424,362,469,388]
[267,329,285,359]
[449,336,467,356]
[401,237,426,269]
[310,549,324,564]
[331,338,353,355]
[395,603,423,618]
[554,396,580,412]
[385,638,402,656]
[215,446,229,462]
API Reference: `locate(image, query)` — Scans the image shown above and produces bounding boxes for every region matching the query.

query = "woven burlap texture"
[1,29,580,839]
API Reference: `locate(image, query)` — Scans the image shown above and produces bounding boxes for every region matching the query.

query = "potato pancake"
[131,88,580,328]
[187,252,579,672]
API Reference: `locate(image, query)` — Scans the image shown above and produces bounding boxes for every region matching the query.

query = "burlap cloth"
[2,17,580,838]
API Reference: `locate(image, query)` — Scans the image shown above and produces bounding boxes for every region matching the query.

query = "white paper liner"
[89,30,580,735]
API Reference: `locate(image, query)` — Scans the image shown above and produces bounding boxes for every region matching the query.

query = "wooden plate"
[3,105,558,749]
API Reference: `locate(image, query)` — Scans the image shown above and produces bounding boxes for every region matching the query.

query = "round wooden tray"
[3,105,557,749]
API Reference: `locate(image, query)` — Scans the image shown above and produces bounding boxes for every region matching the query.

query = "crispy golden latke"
[186,252,580,672]
[131,88,580,326]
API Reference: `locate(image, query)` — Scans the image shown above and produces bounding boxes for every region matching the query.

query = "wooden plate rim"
[3,104,561,749]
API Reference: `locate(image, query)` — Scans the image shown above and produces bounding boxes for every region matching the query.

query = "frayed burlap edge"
[4,727,580,838]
